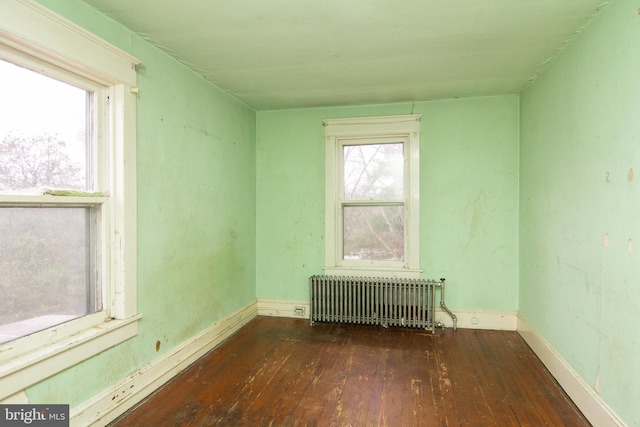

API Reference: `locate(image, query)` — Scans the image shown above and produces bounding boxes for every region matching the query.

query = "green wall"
[519,0,640,425]
[256,96,520,311]
[29,0,257,407]
[20,0,637,425]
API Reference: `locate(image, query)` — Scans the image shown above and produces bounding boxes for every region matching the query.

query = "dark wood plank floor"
[109,317,590,427]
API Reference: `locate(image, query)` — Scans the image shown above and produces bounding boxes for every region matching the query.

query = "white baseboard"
[517,314,625,427]
[257,299,310,319]
[71,300,258,427]
[257,299,517,331]
[436,308,517,330]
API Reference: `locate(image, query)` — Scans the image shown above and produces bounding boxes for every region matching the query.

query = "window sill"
[0,314,141,400]
[0,315,79,345]
[323,266,423,279]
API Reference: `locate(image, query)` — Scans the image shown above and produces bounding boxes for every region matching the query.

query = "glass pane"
[343,205,404,261]
[343,143,404,200]
[0,58,90,191]
[0,207,96,343]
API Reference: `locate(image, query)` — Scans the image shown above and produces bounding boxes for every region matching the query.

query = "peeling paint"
[603,233,609,248]
[628,168,634,182]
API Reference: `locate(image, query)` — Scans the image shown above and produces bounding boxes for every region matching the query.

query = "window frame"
[0,0,141,401]
[323,114,422,278]
[339,137,407,268]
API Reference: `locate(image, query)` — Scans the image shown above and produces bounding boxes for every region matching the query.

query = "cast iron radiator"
[309,275,457,333]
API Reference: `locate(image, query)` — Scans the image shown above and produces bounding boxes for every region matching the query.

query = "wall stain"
[463,191,487,248]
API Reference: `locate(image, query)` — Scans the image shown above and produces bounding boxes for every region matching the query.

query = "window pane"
[0,207,96,343]
[0,58,90,191]
[343,205,404,261]
[343,143,403,200]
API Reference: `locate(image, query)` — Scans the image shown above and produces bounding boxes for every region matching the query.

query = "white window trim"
[323,114,422,279]
[0,0,141,400]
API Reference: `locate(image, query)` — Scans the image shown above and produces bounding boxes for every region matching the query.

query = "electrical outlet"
[294,306,305,316]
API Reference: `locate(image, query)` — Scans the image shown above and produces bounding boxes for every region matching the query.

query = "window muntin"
[324,114,422,277]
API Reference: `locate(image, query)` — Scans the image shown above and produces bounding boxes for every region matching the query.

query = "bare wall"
[519,0,640,424]
[256,96,520,312]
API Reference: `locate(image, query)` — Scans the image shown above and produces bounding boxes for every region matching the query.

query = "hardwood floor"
[109,317,590,426]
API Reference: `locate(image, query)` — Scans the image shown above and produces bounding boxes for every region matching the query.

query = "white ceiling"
[82,0,608,111]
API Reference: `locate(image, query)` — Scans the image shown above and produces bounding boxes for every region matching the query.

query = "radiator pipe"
[439,278,457,331]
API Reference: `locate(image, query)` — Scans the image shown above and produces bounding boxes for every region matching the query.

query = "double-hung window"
[0,0,140,401]
[323,115,422,278]
[0,58,104,341]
